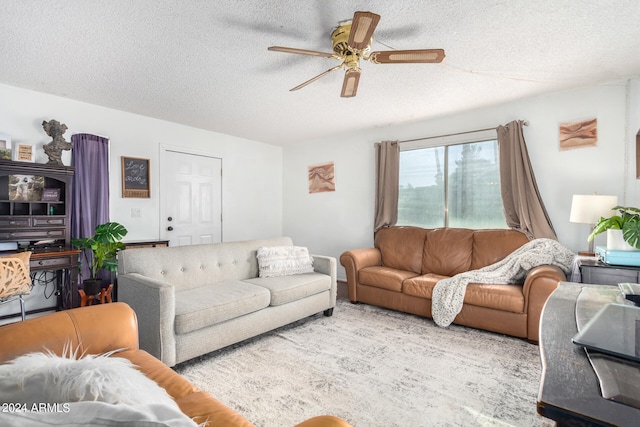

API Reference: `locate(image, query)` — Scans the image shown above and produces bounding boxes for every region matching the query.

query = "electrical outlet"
[131,208,141,218]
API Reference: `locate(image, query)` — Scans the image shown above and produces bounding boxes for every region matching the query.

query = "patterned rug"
[175,299,554,427]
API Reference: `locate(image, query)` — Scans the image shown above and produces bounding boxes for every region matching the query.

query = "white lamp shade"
[569,195,618,224]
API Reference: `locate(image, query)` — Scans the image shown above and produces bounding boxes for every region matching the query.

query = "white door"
[161,149,222,246]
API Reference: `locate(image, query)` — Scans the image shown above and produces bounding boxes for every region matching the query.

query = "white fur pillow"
[0,348,178,409]
[257,246,314,278]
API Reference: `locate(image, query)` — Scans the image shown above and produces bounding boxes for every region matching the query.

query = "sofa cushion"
[118,237,294,292]
[404,275,524,313]
[422,228,474,276]
[375,226,427,274]
[359,266,419,292]
[470,229,529,270]
[244,272,330,306]
[175,281,270,334]
[256,246,314,278]
[402,273,448,299]
[463,283,525,313]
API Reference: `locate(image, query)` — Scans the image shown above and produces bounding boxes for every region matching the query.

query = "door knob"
[167,226,174,231]
[167,217,173,221]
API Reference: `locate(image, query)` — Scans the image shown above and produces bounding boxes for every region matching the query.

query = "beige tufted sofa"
[118,237,337,367]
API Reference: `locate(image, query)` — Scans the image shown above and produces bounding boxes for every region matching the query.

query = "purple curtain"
[71,133,110,283]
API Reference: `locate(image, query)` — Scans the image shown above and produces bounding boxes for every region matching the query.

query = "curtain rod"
[398,120,529,144]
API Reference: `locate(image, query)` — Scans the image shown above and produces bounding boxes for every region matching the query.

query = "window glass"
[398,147,445,228]
[398,139,506,229]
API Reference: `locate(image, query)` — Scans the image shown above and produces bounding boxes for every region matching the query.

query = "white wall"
[0,83,283,243]
[2,78,637,293]
[284,80,638,280]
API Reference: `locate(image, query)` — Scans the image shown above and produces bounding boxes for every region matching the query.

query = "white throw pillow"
[257,246,314,278]
[0,348,178,409]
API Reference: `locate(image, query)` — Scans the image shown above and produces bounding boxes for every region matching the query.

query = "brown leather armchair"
[0,303,352,427]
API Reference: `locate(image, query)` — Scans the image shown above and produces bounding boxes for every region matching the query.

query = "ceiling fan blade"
[268,46,336,58]
[340,69,361,98]
[290,65,343,91]
[369,49,445,64]
[348,11,381,50]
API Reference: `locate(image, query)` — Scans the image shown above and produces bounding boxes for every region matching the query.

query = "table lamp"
[570,194,618,256]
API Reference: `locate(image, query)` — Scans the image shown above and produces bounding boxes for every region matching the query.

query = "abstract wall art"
[559,118,597,150]
[308,161,335,193]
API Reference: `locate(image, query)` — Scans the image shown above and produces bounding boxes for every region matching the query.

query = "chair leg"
[19,296,26,321]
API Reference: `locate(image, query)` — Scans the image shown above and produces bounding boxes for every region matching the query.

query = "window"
[398,138,506,229]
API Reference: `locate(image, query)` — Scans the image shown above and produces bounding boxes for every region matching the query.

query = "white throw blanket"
[431,238,574,327]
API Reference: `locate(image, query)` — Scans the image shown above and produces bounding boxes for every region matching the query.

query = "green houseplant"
[72,222,128,295]
[588,206,640,250]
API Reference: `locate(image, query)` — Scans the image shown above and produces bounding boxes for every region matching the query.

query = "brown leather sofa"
[340,227,567,342]
[0,302,352,427]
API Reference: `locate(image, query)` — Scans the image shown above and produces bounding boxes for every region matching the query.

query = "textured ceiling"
[2,1,640,146]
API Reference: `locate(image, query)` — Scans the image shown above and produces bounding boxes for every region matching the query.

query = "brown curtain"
[497,120,557,240]
[374,141,400,232]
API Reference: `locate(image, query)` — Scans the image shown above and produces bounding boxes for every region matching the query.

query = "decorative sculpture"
[42,119,72,166]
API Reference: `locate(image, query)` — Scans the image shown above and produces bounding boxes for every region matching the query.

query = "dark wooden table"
[537,282,640,426]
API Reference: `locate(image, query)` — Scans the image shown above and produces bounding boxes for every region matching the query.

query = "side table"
[578,258,640,286]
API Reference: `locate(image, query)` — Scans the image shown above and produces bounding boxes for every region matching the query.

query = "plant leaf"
[622,218,640,249]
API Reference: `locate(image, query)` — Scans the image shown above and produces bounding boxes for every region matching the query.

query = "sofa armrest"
[311,255,338,308]
[339,248,382,302]
[522,265,567,342]
[118,273,177,366]
[0,303,138,364]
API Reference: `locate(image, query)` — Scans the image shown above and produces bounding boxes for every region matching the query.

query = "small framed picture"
[12,143,34,162]
[0,134,11,160]
[9,175,44,201]
[41,188,61,201]
[121,156,150,198]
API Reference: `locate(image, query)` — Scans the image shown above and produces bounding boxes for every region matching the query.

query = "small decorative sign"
[122,156,150,198]
[41,188,61,201]
[12,143,34,162]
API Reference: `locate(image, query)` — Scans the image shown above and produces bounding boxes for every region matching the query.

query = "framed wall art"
[308,161,335,194]
[8,175,44,201]
[0,134,11,160]
[121,156,150,198]
[12,143,34,162]
[559,118,597,150]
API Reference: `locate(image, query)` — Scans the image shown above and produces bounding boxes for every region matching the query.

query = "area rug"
[175,300,553,427]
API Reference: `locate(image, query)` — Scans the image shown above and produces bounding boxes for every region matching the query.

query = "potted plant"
[588,206,640,250]
[72,222,128,295]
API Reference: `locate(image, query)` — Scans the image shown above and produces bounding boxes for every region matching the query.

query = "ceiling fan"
[268,11,445,98]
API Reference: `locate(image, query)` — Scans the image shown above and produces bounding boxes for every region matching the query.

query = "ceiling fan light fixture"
[268,11,445,97]
[341,69,360,98]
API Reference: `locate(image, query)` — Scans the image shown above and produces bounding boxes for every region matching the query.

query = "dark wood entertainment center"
[0,159,80,318]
